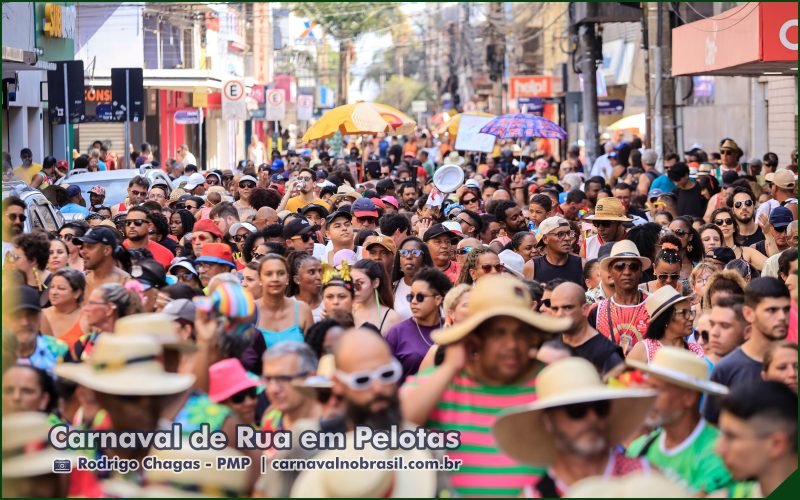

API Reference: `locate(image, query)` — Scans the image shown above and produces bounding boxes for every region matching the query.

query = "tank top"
[257,300,304,348]
[643,338,705,363]
[533,254,584,285]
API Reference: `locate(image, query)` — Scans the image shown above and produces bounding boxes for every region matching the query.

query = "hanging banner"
[222,79,247,120]
[266,88,286,121]
[297,94,314,121]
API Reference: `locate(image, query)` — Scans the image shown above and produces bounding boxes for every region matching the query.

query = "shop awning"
[672,2,797,76]
[84,69,226,91]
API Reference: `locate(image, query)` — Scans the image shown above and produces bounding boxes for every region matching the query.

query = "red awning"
[672,2,797,76]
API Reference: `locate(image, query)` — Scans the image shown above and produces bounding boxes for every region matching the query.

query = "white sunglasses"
[335,359,403,390]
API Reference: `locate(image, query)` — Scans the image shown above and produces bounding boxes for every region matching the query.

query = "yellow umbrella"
[435,111,495,137]
[301,102,416,143]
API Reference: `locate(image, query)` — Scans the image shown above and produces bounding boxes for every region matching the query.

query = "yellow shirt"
[14,163,43,185]
[285,196,330,213]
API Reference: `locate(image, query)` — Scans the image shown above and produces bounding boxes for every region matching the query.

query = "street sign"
[597,99,625,115]
[111,68,144,122]
[175,109,203,125]
[47,60,85,124]
[411,100,427,113]
[297,94,313,121]
[222,79,247,120]
[266,88,286,121]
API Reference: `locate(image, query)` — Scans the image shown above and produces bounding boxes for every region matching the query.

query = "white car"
[2,181,65,233]
[55,166,173,209]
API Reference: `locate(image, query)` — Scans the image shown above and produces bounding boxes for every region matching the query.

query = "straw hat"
[599,240,652,271]
[2,412,75,478]
[431,274,571,345]
[54,335,195,396]
[114,313,197,353]
[585,197,632,222]
[493,357,656,466]
[567,471,692,498]
[627,346,730,395]
[643,286,690,323]
[444,151,465,166]
[290,433,436,498]
[328,183,361,204]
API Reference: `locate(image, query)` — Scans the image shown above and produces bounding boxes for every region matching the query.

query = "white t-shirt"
[182,152,197,167]
[591,154,612,179]
[393,279,413,320]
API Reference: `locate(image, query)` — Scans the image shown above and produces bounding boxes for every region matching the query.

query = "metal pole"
[63,63,69,166]
[198,107,203,169]
[654,2,663,167]
[124,69,131,168]
[579,23,599,168]
[641,2,652,151]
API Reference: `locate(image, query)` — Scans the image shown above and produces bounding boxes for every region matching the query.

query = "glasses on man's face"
[288,161,301,167]
[774,225,788,233]
[552,230,575,240]
[480,263,505,273]
[656,273,680,282]
[263,371,309,387]
[292,233,316,243]
[399,248,423,258]
[130,189,146,197]
[174,272,196,283]
[232,234,249,243]
[714,218,734,226]
[7,213,26,223]
[335,359,403,391]
[296,175,313,183]
[612,261,642,273]
[125,219,148,227]
[562,400,612,420]
[734,200,753,209]
[406,292,437,303]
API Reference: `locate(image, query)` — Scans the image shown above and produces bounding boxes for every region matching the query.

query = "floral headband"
[321,262,353,291]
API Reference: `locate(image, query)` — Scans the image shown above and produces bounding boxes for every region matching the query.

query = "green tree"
[376,76,434,115]
[292,2,401,105]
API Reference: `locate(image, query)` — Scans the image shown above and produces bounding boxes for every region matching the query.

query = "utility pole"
[487,1,505,115]
[641,2,652,150]
[578,21,601,168]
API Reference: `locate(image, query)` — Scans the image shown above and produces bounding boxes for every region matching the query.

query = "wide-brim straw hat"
[2,412,76,478]
[567,471,692,498]
[115,313,197,353]
[444,151,465,166]
[643,285,691,323]
[627,346,730,395]
[328,183,361,204]
[291,433,436,498]
[493,357,656,466]
[431,274,571,346]
[585,197,632,222]
[599,240,652,271]
[55,335,195,396]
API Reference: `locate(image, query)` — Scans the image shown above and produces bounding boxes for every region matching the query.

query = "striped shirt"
[403,366,543,497]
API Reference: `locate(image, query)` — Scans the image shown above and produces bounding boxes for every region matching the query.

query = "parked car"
[55,167,173,208]
[2,181,64,233]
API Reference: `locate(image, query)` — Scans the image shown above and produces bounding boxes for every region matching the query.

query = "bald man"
[253,206,278,230]
[333,327,403,432]
[456,237,484,266]
[549,282,623,375]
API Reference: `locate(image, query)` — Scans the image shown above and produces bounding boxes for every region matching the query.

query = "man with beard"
[75,227,130,298]
[531,216,584,286]
[627,347,733,494]
[492,357,656,497]
[121,206,173,269]
[704,278,791,424]
[401,275,572,496]
[494,200,528,234]
[2,196,25,266]
[111,175,150,216]
[728,187,763,246]
[423,223,461,283]
[583,198,630,259]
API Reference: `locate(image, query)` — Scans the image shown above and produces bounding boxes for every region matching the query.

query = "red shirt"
[123,239,174,269]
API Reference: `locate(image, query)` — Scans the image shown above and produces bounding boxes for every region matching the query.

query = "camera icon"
[52,459,72,473]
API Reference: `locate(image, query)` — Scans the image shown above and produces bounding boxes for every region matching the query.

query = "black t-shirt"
[703,347,762,424]
[556,333,624,375]
[753,239,768,257]
[388,144,403,166]
[675,183,706,218]
[740,227,765,248]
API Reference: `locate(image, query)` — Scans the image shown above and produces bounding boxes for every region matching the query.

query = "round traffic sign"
[224,80,245,101]
[267,90,285,106]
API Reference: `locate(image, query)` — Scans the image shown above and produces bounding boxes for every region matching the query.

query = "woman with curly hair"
[702,269,747,310]
[455,247,502,285]
[13,230,52,304]
[170,208,195,240]
[710,207,766,272]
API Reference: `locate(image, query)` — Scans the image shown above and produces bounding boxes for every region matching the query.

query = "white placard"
[454,114,496,153]
[266,89,286,121]
[222,80,247,120]
[297,94,313,121]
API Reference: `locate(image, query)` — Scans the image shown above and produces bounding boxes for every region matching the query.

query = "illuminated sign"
[43,4,76,39]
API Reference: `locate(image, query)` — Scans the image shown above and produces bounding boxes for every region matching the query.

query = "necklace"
[413,317,442,347]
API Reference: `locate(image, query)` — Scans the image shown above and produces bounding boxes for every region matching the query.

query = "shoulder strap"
[293,299,300,325]
[636,430,661,458]
[534,473,560,498]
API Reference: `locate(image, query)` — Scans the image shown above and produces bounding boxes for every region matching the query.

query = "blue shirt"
[651,174,676,193]
[60,203,91,216]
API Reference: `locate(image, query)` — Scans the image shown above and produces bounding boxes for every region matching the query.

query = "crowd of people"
[1,132,798,498]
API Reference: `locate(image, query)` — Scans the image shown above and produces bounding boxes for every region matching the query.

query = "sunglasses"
[481,263,505,273]
[252,252,266,260]
[697,330,710,344]
[175,203,186,210]
[174,272,196,283]
[399,248,423,258]
[239,182,256,189]
[291,233,316,243]
[734,200,753,209]
[612,261,642,272]
[714,218,734,226]
[456,247,474,256]
[656,273,680,282]
[335,359,403,391]
[59,233,74,242]
[232,234,249,243]
[592,220,614,228]
[552,230,575,240]
[406,292,437,303]
[673,308,696,320]
[229,387,257,404]
[206,179,220,186]
[288,161,301,167]
[462,197,478,204]
[562,400,612,420]
[185,204,198,210]
[125,219,148,227]
[296,176,314,182]
[671,228,688,236]
[540,298,551,309]
[774,225,788,233]
[130,189,146,197]
[8,213,26,222]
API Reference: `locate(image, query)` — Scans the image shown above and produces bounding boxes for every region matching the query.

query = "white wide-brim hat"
[627,346,730,395]
[433,163,465,193]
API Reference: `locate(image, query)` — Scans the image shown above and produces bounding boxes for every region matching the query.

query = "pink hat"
[381,195,399,209]
[208,358,259,403]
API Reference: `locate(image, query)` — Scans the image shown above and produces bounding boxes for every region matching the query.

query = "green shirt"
[627,419,733,494]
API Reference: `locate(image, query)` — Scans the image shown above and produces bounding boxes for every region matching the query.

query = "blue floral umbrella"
[479,113,567,140]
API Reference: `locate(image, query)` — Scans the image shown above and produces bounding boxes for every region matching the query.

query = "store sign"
[297,94,313,121]
[317,86,335,109]
[597,99,625,115]
[517,97,544,114]
[266,88,286,121]
[222,79,247,120]
[43,4,76,39]
[509,76,552,100]
[192,91,208,108]
[85,87,112,103]
[175,109,202,125]
[762,2,797,60]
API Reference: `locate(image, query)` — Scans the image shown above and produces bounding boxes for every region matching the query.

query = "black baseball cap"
[73,227,118,246]
[131,259,168,290]
[423,223,458,242]
[325,209,353,225]
[283,217,319,239]
[300,203,330,219]
[12,286,41,313]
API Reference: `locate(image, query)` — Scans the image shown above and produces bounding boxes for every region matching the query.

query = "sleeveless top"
[643,338,705,363]
[595,293,650,356]
[257,300,304,348]
[533,254,584,286]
